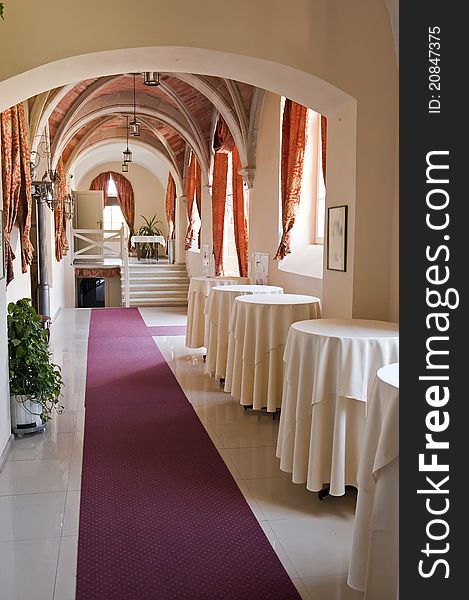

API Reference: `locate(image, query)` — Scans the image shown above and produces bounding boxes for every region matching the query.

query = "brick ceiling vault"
[28,72,264,186]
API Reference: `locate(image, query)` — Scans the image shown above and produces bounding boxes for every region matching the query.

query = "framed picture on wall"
[0,210,4,281]
[326,205,348,272]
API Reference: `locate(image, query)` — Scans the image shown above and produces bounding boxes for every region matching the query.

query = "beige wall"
[76,162,168,239]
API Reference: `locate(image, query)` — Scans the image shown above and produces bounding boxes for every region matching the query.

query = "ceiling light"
[129,73,141,136]
[143,72,160,86]
[123,115,132,163]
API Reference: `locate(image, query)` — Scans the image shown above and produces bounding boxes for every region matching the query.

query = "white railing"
[123,237,130,308]
[70,226,125,263]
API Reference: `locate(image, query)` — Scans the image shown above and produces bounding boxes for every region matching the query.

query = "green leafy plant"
[135,214,163,258]
[7,298,63,422]
[0,4,4,20]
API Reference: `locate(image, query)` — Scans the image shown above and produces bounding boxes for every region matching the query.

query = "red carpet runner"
[77,308,300,599]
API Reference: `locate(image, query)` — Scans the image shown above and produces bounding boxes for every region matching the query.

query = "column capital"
[239,167,256,189]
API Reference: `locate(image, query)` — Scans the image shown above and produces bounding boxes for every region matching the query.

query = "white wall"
[76,162,168,239]
[0,276,11,468]
[5,226,32,305]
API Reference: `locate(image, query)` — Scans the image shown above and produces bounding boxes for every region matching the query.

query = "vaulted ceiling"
[28,72,265,193]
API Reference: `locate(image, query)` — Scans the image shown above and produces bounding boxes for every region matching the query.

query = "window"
[222,152,240,277]
[278,100,326,279]
[103,178,125,231]
[316,133,326,244]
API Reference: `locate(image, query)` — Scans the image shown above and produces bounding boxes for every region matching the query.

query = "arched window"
[103,176,125,231]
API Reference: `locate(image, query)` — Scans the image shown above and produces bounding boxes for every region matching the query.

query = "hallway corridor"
[0,308,361,600]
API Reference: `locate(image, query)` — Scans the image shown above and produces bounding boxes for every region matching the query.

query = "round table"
[348,362,399,599]
[276,319,399,496]
[205,284,284,380]
[185,276,249,348]
[224,294,322,412]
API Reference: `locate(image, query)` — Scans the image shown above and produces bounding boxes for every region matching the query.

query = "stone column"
[32,184,51,318]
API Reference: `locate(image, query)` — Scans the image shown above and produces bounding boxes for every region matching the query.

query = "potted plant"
[7,298,63,437]
[134,214,163,260]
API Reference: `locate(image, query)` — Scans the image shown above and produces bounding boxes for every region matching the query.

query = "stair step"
[127,289,188,297]
[129,264,187,270]
[128,298,188,306]
[126,285,189,296]
[128,275,189,282]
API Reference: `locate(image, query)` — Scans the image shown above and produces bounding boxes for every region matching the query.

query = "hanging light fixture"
[123,115,132,164]
[121,162,129,173]
[129,73,141,136]
[143,71,160,86]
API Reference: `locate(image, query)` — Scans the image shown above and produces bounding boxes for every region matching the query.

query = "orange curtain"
[54,158,69,262]
[165,173,176,240]
[89,171,135,245]
[1,103,34,284]
[232,147,248,277]
[184,152,200,250]
[321,115,327,184]
[89,172,110,206]
[211,117,235,276]
[274,99,309,261]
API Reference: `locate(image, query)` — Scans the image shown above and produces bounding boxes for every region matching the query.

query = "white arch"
[0,47,351,118]
[64,116,182,184]
[70,137,183,196]
[52,103,208,178]
[51,75,122,150]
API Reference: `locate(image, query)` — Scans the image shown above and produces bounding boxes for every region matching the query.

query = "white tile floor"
[0,307,363,600]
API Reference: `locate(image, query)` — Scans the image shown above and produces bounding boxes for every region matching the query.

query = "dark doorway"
[77,278,105,308]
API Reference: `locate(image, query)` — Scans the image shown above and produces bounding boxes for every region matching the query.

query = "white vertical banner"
[253,252,269,285]
[201,244,210,276]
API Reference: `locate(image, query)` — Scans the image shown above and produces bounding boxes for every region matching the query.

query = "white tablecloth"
[131,235,166,246]
[276,319,399,495]
[224,294,322,412]
[185,276,249,348]
[205,285,284,380]
[348,362,399,599]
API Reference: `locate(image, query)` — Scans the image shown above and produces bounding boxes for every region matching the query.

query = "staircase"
[121,260,189,307]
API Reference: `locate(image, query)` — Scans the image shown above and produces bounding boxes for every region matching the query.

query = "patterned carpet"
[76,308,300,599]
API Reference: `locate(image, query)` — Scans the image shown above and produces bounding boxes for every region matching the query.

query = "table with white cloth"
[185,276,249,348]
[276,319,399,496]
[224,294,322,412]
[205,284,284,381]
[130,235,166,261]
[348,362,399,600]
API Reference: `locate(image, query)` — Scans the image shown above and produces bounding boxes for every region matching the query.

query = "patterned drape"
[212,116,235,276]
[90,171,135,245]
[165,173,176,240]
[54,158,69,262]
[274,99,309,261]
[232,147,248,277]
[321,115,327,184]
[1,103,34,284]
[184,152,201,250]
[89,173,110,206]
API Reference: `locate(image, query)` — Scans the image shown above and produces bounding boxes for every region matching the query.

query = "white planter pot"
[10,395,46,437]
